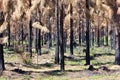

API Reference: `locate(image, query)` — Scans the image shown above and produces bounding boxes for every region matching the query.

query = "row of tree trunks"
[54,0,65,71]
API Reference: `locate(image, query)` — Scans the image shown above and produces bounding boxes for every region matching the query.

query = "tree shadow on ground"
[11,69,83,76]
[23,62,54,69]
[93,62,113,66]
[93,53,114,57]
[5,62,16,67]
[42,69,83,76]
[65,55,95,62]
[12,68,32,75]
[64,55,85,61]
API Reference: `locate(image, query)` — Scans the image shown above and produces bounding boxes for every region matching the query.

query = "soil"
[1,51,120,80]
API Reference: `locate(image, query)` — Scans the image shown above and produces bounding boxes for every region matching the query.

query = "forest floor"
[1,45,120,80]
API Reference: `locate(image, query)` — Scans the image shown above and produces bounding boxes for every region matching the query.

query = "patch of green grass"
[4,54,18,63]
[4,48,14,54]
[42,63,53,67]
[65,60,81,65]
[0,77,8,80]
[23,75,32,80]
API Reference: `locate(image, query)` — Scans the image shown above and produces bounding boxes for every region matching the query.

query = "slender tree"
[70,3,74,55]
[85,0,90,65]
[60,1,65,71]
[28,19,32,58]
[0,34,5,71]
[91,29,95,46]
[105,24,108,46]
[7,22,11,49]
[28,0,33,58]
[21,24,24,46]
[78,14,81,46]
[37,29,41,55]
[81,18,85,43]
[0,12,5,71]
[55,0,59,64]
[47,15,52,48]
[35,28,38,53]
[97,16,100,47]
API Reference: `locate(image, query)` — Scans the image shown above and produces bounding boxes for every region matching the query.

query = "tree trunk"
[0,33,5,71]
[60,2,65,71]
[81,19,85,43]
[97,25,100,47]
[63,31,67,53]
[115,30,120,65]
[95,26,97,43]
[110,23,115,49]
[70,4,73,55]
[105,26,108,46]
[41,35,44,46]
[37,29,41,55]
[35,28,38,53]
[47,15,52,48]
[78,14,81,46]
[55,0,59,64]
[21,24,24,46]
[8,22,11,49]
[85,0,90,65]
[91,29,94,46]
[28,19,32,58]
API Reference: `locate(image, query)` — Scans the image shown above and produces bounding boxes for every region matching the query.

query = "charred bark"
[28,19,32,58]
[7,22,11,49]
[70,4,74,55]
[55,0,59,64]
[0,33,5,71]
[85,0,90,65]
[60,2,65,71]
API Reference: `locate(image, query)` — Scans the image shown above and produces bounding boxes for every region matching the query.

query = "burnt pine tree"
[28,19,32,58]
[60,2,65,71]
[7,22,11,49]
[35,8,41,55]
[47,15,52,48]
[21,24,24,46]
[0,34,5,71]
[70,3,74,55]
[105,24,108,46]
[97,16,100,47]
[110,0,120,65]
[91,28,95,46]
[78,14,81,46]
[28,0,32,58]
[35,28,38,53]
[37,29,41,55]
[55,0,59,64]
[81,17,85,43]
[35,28,41,55]
[85,0,90,65]
[0,12,5,71]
